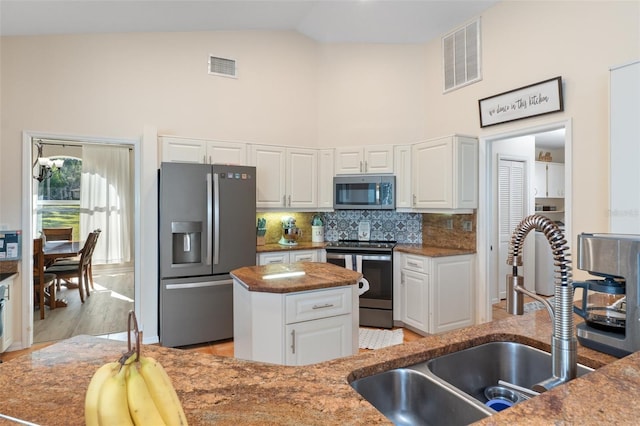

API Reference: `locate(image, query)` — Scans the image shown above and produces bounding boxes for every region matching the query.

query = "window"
[37,157,81,240]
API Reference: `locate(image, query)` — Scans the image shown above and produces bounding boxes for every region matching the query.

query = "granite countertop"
[0,310,636,425]
[0,272,17,283]
[394,243,476,257]
[256,242,476,258]
[231,261,362,293]
[256,242,326,253]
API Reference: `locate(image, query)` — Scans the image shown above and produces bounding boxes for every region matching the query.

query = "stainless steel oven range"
[325,240,395,328]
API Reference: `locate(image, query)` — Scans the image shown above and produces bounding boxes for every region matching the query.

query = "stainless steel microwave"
[333,175,395,210]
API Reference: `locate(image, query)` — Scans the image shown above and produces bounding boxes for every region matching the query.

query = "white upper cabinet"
[534,161,565,198]
[205,140,247,165]
[160,137,206,163]
[546,162,565,198]
[411,135,478,211]
[160,136,246,165]
[249,145,287,208]
[534,161,547,197]
[249,145,317,209]
[286,147,318,208]
[335,145,394,174]
[394,145,412,209]
[317,149,335,210]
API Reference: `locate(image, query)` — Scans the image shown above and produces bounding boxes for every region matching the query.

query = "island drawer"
[285,286,352,324]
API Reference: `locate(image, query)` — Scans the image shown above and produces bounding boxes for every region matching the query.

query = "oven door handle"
[326,253,391,262]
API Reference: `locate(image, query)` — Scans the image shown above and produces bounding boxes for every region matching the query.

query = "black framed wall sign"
[478,76,564,128]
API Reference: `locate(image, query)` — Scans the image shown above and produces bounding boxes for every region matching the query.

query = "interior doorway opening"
[478,120,572,323]
[23,132,139,347]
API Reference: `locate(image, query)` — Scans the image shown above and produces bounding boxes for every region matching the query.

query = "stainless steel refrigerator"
[158,162,256,347]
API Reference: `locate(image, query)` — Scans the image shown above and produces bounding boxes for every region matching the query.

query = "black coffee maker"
[573,233,640,358]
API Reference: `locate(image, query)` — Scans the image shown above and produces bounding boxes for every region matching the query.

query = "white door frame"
[21,130,141,348]
[477,119,572,323]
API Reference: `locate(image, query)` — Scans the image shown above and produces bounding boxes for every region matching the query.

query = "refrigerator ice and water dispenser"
[171,221,202,266]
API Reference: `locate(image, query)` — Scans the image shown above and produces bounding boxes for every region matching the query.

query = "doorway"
[477,120,572,322]
[22,131,140,347]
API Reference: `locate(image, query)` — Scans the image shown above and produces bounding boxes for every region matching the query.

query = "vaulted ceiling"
[0,0,499,44]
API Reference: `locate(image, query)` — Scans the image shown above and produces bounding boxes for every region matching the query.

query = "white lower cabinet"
[233,282,358,365]
[395,252,475,335]
[0,277,14,353]
[400,269,429,331]
[256,249,325,265]
[431,255,475,334]
[285,314,353,365]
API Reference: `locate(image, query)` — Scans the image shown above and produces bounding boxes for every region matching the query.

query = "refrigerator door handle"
[165,279,233,290]
[213,172,220,265]
[206,173,213,266]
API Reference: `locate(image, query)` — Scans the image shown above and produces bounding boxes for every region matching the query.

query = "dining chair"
[50,229,102,291]
[42,227,73,242]
[46,230,100,303]
[33,238,57,320]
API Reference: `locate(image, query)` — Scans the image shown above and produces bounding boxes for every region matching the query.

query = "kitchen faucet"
[506,214,577,392]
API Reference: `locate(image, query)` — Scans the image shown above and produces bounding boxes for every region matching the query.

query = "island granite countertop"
[1,308,637,425]
[231,261,362,293]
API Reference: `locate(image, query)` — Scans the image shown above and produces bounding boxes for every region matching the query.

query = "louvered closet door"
[498,160,525,299]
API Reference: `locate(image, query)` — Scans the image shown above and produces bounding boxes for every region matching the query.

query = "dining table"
[43,240,81,266]
[42,240,82,308]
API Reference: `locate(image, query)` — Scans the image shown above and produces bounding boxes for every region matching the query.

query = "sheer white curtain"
[80,145,132,264]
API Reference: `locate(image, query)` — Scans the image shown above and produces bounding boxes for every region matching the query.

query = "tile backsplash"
[256,211,477,250]
[323,211,422,243]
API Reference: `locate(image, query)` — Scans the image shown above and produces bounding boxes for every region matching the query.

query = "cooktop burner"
[325,240,397,250]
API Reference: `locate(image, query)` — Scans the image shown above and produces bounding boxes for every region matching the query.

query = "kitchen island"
[231,262,362,365]
[0,310,638,424]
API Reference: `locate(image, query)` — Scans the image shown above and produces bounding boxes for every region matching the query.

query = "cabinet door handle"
[407,261,419,268]
[364,160,368,172]
[312,303,334,309]
[359,160,363,173]
[288,195,291,206]
[291,329,296,354]
[413,194,416,206]
[283,195,286,206]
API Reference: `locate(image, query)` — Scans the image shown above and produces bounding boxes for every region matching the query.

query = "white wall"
[423,1,639,244]
[1,1,638,347]
[316,43,429,146]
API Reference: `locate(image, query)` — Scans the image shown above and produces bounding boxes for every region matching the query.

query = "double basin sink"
[350,341,594,425]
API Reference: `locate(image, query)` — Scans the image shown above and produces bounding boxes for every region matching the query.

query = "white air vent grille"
[209,56,237,78]
[443,18,481,92]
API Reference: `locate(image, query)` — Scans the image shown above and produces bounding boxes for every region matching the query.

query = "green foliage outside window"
[37,158,82,240]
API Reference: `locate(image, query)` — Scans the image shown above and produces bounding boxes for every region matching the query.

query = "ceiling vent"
[442,18,481,92]
[208,56,237,78]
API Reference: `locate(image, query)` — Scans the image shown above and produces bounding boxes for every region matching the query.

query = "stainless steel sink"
[350,341,595,425]
[422,341,594,404]
[350,368,492,426]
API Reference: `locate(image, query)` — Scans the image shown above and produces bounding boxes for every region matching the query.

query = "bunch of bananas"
[85,353,188,426]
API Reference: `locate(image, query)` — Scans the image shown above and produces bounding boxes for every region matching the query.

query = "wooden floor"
[32,265,134,344]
